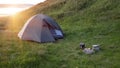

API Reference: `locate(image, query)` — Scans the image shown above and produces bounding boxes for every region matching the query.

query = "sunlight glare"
[0,7,27,16]
[0,0,46,4]
[0,0,46,16]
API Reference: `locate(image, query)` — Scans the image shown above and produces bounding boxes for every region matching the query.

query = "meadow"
[0,0,120,68]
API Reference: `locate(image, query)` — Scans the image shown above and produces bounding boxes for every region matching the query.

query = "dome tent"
[18,14,63,43]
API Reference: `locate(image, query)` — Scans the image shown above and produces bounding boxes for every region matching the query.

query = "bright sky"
[0,0,46,4]
[0,0,46,16]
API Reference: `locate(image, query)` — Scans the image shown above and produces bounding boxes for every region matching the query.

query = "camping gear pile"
[18,14,64,43]
[80,43,100,54]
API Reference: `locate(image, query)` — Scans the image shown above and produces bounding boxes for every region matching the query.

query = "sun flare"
[0,0,46,4]
[0,0,46,16]
[0,7,26,16]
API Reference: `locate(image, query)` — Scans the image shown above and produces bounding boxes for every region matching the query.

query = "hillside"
[0,0,120,68]
[9,0,120,31]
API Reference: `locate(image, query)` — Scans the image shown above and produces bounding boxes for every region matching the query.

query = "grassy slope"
[0,0,120,68]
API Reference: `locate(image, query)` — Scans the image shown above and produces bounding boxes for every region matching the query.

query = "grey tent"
[18,14,63,43]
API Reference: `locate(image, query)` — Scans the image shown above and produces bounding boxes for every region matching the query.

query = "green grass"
[0,0,120,68]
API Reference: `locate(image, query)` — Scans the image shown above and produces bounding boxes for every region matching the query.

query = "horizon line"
[0,4,33,8]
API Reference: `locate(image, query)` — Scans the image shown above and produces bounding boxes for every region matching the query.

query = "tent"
[18,14,64,43]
